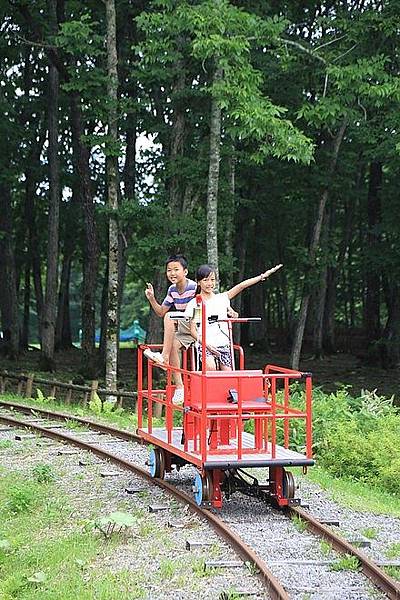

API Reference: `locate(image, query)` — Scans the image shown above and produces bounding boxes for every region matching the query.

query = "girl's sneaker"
[172,388,184,405]
[143,349,165,364]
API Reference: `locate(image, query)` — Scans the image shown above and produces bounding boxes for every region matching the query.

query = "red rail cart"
[137,300,313,509]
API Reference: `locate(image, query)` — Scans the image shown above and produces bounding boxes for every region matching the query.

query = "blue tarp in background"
[94,320,146,344]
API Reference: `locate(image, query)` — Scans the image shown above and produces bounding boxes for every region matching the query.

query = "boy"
[144,254,196,403]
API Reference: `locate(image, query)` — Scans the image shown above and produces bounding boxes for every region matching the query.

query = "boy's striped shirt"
[162,279,197,311]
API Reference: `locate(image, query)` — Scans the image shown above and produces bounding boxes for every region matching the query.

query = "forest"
[0,0,399,387]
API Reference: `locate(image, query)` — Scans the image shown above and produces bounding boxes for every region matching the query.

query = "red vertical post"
[147,361,153,434]
[137,347,143,429]
[305,375,313,458]
[227,320,235,370]
[284,377,289,448]
[271,377,276,459]
[199,297,207,463]
[166,367,172,444]
[237,376,242,460]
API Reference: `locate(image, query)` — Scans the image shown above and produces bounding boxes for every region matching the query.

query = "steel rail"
[2,400,399,599]
[0,408,289,600]
[0,399,140,441]
[289,506,400,600]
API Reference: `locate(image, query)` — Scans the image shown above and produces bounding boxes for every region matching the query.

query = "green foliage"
[158,557,179,579]
[88,391,103,415]
[319,540,332,556]
[386,543,400,559]
[330,554,360,572]
[285,383,400,496]
[6,484,36,514]
[0,539,11,553]
[65,419,86,431]
[89,392,122,417]
[361,527,377,540]
[94,511,138,539]
[36,388,56,404]
[32,464,56,484]
[0,440,13,450]
[291,514,307,533]
[219,589,250,600]
[137,0,314,165]
[26,570,47,584]
[384,566,400,582]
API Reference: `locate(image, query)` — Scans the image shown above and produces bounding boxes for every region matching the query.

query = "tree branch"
[281,38,327,65]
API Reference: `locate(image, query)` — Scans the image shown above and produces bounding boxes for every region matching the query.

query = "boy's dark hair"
[165,254,188,269]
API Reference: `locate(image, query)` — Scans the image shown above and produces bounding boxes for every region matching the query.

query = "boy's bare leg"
[170,338,183,388]
[161,314,176,363]
[161,315,183,387]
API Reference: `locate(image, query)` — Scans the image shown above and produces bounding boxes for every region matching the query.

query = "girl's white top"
[185,293,231,348]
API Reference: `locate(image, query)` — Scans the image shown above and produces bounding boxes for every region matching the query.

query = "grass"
[303,466,400,518]
[330,554,360,572]
[386,542,400,559]
[0,465,227,599]
[291,514,308,533]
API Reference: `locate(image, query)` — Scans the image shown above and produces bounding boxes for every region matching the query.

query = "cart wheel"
[148,447,166,479]
[282,469,295,499]
[193,471,213,506]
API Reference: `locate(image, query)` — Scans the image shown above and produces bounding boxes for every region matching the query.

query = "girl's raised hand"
[260,264,283,280]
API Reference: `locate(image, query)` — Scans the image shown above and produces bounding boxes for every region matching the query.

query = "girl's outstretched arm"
[227,264,283,300]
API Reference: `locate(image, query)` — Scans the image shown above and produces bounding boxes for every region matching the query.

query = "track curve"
[1,399,399,599]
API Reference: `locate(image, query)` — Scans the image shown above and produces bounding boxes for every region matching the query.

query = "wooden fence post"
[25,374,34,398]
[90,380,99,403]
[65,381,73,404]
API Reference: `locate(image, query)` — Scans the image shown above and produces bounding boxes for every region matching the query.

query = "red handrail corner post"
[305,374,313,458]
[137,346,143,429]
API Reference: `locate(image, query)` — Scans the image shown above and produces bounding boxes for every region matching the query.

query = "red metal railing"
[137,303,312,466]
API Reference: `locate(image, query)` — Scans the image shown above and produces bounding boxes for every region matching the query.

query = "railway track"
[0,399,399,600]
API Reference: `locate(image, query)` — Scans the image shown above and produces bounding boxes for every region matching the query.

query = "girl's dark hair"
[165,254,188,269]
[195,264,216,293]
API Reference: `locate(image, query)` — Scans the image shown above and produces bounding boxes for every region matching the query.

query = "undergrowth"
[279,386,400,497]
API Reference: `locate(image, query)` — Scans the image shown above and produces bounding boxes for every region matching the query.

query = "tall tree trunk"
[147,270,165,345]
[40,0,60,371]
[381,281,400,368]
[290,119,347,369]
[25,144,44,342]
[118,92,137,324]
[364,160,382,349]
[232,205,249,346]
[323,163,361,352]
[55,252,73,349]
[312,205,331,358]
[0,183,19,358]
[70,96,99,376]
[247,220,268,347]
[21,264,31,350]
[168,65,186,221]
[206,66,223,283]
[105,0,119,396]
[224,150,236,288]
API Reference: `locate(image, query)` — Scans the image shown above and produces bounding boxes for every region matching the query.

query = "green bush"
[312,390,400,495]
[6,485,36,514]
[280,385,400,495]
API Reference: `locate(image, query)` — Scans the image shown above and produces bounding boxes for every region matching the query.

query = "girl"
[184,263,282,371]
